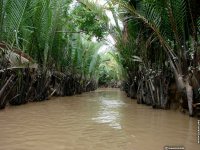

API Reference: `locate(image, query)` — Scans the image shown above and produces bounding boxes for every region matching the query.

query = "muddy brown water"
[0,88,199,150]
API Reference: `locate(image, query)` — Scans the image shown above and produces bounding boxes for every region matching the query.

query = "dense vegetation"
[0,0,113,108]
[0,0,200,116]
[110,0,200,116]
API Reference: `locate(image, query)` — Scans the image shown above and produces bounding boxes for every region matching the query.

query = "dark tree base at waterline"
[121,74,200,117]
[0,68,98,109]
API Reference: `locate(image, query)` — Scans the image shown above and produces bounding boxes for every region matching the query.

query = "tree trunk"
[185,80,193,116]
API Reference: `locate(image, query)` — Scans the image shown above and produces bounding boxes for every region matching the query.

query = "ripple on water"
[0,88,199,150]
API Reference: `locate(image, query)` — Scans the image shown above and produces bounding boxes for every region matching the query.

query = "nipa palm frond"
[4,0,28,44]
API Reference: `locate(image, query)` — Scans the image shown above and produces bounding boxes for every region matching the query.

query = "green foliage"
[98,51,123,86]
[108,0,199,96]
[3,0,28,44]
[70,1,108,40]
[0,0,110,86]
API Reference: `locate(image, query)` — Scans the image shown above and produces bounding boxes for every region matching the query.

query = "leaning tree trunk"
[185,79,193,116]
[168,56,194,115]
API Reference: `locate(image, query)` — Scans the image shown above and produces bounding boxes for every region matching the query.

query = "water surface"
[0,88,199,150]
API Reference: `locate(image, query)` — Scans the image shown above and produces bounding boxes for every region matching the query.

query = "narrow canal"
[0,89,199,150]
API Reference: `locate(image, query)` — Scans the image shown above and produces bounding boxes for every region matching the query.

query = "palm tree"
[111,0,199,115]
[0,0,110,108]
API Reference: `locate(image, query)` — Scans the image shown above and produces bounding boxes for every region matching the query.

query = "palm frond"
[0,0,7,40]
[4,0,28,44]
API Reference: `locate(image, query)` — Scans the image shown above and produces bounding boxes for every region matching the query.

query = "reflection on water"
[92,99,125,129]
[0,88,199,150]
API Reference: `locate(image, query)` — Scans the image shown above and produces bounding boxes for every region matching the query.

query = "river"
[0,88,199,150]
